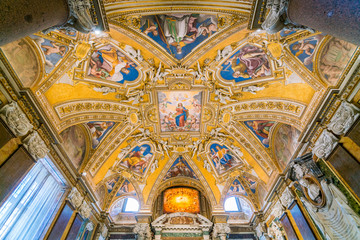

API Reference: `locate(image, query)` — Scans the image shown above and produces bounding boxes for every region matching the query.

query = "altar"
[151,212,213,240]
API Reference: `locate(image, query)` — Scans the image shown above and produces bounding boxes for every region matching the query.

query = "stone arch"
[146,153,218,212]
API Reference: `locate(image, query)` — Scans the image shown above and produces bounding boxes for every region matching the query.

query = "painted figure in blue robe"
[211,145,233,170]
[175,103,188,127]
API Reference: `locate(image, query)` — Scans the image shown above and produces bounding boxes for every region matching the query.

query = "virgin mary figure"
[175,103,187,128]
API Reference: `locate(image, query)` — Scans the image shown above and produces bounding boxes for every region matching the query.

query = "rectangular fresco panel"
[158,91,202,132]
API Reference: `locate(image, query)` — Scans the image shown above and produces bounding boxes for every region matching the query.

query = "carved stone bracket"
[327,101,360,135]
[279,187,295,208]
[312,130,338,159]
[133,223,152,240]
[23,131,49,160]
[68,187,84,209]
[79,200,92,219]
[212,223,230,240]
[0,101,33,136]
[271,201,284,219]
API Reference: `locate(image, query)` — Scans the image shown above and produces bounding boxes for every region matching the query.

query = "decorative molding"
[225,98,306,118]
[54,100,136,120]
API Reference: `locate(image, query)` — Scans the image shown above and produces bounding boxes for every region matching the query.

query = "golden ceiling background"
[0,0,358,223]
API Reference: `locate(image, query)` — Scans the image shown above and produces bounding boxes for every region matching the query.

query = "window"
[110,197,139,216]
[124,198,140,212]
[224,197,242,212]
[0,157,66,240]
[224,196,253,217]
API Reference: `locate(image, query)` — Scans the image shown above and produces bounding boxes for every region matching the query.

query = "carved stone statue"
[214,89,234,104]
[299,178,320,202]
[312,130,338,158]
[242,85,265,94]
[0,101,33,136]
[230,144,244,158]
[133,223,152,240]
[152,62,168,83]
[158,139,171,157]
[151,159,158,173]
[115,145,132,164]
[93,86,116,95]
[132,128,151,139]
[328,101,360,135]
[189,139,201,158]
[85,222,94,231]
[191,61,207,81]
[301,180,360,239]
[292,163,307,180]
[204,159,211,172]
[122,90,144,105]
[44,0,98,33]
[23,131,49,160]
[215,45,232,62]
[209,127,227,139]
[124,45,144,61]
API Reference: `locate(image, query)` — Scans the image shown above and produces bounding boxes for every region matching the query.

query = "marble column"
[133,223,151,240]
[154,228,161,240]
[202,227,211,240]
[0,0,68,45]
[0,0,107,46]
[288,0,360,45]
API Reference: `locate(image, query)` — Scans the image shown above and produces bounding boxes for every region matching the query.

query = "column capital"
[47,0,108,33]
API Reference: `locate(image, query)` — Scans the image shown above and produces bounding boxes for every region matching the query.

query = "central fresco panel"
[163,187,200,214]
[158,90,202,132]
[140,14,218,60]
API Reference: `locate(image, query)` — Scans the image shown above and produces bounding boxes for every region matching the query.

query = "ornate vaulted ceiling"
[0,0,358,224]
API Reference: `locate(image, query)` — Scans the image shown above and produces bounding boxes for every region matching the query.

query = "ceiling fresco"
[1,0,359,224]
